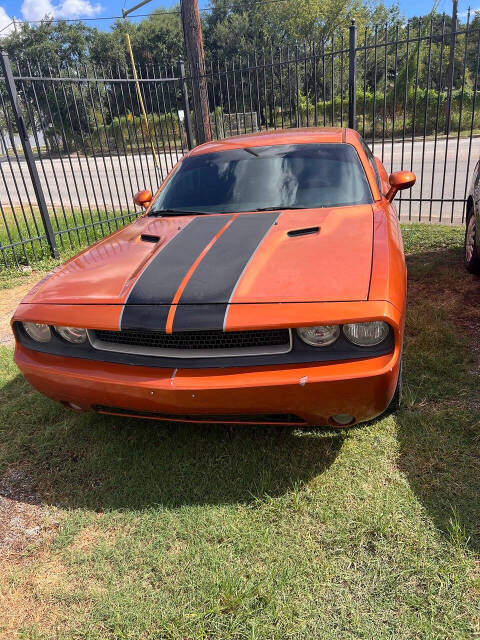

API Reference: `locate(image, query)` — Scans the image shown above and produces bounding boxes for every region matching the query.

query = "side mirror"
[133,190,152,209]
[386,171,416,202]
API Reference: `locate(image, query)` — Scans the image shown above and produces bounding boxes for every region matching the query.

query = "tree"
[1,20,96,154]
[2,19,93,69]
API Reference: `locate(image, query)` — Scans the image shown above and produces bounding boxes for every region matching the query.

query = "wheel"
[465,210,480,274]
[387,359,402,412]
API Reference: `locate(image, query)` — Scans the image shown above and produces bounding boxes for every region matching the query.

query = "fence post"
[445,0,458,135]
[178,58,194,150]
[348,19,357,130]
[0,51,58,258]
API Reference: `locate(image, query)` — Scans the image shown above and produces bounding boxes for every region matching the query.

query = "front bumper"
[14,342,401,426]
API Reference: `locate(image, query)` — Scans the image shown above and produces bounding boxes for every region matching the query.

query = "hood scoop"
[27,207,373,307]
[140,233,161,243]
[287,226,320,237]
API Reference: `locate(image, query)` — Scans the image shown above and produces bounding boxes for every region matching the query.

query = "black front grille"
[94,405,306,424]
[93,328,290,351]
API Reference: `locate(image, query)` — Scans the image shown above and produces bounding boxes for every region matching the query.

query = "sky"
[0,0,476,37]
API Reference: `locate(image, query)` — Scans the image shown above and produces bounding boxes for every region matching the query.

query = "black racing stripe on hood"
[171,304,228,332]
[173,212,279,331]
[121,215,232,330]
[120,305,171,331]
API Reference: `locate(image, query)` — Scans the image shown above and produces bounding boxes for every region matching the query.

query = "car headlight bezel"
[296,324,341,347]
[54,325,88,344]
[22,322,52,343]
[342,321,390,347]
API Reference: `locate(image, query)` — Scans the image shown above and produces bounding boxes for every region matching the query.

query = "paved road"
[1,136,478,223]
[371,136,479,222]
[0,148,181,214]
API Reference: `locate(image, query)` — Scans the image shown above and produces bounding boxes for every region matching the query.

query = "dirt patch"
[407,248,480,400]
[0,552,78,639]
[0,466,67,638]
[0,567,61,639]
[0,496,46,556]
[0,466,60,558]
[0,274,42,347]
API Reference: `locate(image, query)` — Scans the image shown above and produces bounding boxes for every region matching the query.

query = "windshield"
[151,143,373,215]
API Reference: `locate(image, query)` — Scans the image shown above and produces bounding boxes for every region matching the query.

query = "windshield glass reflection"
[151,143,373,214]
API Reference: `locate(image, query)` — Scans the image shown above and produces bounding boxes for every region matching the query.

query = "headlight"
[297,325,340,347]
[23,322,51,343]
[55,326,87,344]
[343,321,389,346]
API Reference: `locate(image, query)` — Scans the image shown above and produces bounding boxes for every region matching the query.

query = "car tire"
[387,359,402,412]
[465,209,480,274]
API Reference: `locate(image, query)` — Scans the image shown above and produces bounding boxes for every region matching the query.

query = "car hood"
[24,207,373,306]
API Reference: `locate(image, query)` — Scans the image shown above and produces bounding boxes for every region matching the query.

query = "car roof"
[179,127,380,201]
[188,127,356,156]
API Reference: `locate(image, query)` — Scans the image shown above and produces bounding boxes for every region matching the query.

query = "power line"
[1,0,293,28]
[0,21,13,33]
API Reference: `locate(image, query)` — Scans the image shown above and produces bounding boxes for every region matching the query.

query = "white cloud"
[21,0,53,21]
[0,5,14,35]
[56,0,102,18]
[21,0,102,21]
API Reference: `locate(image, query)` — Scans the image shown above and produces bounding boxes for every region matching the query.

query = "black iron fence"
[201,17,480,224]
[1,13,479,267]
[0,53,189,267]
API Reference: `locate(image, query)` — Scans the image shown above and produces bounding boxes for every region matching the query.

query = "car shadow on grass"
[395,246,480,552]
[0,370,344,511]
[1,244,478,546]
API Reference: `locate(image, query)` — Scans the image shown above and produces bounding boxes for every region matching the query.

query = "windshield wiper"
[150,205,312,216]
[253,205,309,211]
[149,208,213,217]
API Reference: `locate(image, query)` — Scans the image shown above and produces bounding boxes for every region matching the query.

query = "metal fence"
[1,13,479,267]
[201,17,480,225]
[0,53,191,267]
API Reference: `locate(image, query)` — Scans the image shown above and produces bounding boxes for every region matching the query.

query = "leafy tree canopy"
[2,0,404,72]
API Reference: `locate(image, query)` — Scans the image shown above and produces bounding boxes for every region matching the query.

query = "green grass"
[0,206,137,274]
[0,205,135,288]
[0,224,479,639]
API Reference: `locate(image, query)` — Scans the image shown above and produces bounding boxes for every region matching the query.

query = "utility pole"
[180,0,211,144]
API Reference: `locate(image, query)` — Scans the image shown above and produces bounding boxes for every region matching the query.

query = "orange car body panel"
[23,206,373,308]
[15,342,400,426]
[12,127,408,426]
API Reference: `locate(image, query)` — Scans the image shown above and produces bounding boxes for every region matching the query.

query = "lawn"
[0,206,138,273]
[0,224,479,639]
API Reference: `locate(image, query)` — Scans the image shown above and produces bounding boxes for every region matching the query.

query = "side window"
[360,139,382,194]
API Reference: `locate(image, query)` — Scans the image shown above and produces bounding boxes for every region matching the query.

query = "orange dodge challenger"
[12,128,415,428]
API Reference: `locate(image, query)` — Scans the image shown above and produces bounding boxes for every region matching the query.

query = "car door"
[473,160,480,250]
